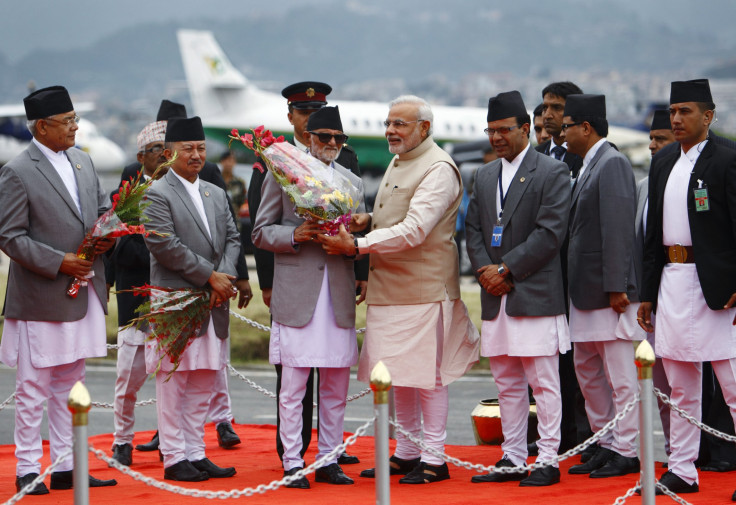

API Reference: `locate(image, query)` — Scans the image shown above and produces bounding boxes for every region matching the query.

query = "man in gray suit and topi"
[143,116,241,482]
[466,90,571,487]
[0,85,117,494]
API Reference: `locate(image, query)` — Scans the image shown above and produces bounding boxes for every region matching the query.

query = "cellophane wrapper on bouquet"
[123,285,211,381]
[262,142,361,234]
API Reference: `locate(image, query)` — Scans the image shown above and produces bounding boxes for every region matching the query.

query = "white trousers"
[14,326,84,475]
[279,366,350,471]
[393,380,449,466]
[573,340,638,457]
[113,342,147,446]
[207,366,233,425]
[489,354,561,466]
[156,368,216,468]
[663,357,736,484]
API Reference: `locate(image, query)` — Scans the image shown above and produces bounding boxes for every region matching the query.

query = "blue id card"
[491,225,503,247]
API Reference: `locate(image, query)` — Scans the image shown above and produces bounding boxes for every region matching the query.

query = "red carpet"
[2,424,735,504]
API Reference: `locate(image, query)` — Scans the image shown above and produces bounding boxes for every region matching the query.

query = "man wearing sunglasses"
[247,82,363,467]
[562,94,640,479]
[252,106,365,488]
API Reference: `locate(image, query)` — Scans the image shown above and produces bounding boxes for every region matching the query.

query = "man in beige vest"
[320,95,479,484]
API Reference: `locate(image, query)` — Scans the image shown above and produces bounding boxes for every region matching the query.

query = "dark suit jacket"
[465,147,570,319]
[248,140,365,289]
[536,139,583,179]
[568,142,638,310]
[642,140,736,310]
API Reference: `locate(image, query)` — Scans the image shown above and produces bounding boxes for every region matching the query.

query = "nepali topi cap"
[157,99,188,121]
[137,121,167,151]
[24,85,74,120]
[670,79,713,105]
[564,94,606,119]
[487,91,527,122]
[650,110,672,131]
[307,106,343,132]
[165,116,205,142]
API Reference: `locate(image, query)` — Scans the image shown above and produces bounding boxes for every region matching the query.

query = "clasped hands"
[477,264,513,296]
[317,213,371,256]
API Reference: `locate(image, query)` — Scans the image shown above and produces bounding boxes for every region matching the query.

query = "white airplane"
[0,101,126,182]
[177,29,652,170]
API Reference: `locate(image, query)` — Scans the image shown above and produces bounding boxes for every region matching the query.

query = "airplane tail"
[177,30,252,120]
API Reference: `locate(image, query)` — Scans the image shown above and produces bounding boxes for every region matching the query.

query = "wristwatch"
[497,264,507,276]
[354,237,359,254]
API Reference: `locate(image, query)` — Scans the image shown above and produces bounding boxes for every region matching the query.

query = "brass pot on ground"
[470,398,538,445]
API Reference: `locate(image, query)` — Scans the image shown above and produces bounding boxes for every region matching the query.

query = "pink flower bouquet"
[229,126,360,235]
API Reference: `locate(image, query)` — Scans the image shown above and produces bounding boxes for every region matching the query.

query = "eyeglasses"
[383,119,424,129]
[307,131,349,144]
[484,125,519,136]
[561,122,584,131]
[144,145,164,155]
[44,114,80,126]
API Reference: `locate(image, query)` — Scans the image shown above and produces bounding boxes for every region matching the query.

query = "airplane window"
[365,119,370,128]
[445,123,451,132]
[352,119,358,127]
[458,124,464,133]
[470,125,476,133]
[377,120,383,129]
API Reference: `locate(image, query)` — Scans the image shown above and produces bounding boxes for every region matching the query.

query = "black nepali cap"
[564,94,606,119]
[650,110,672,131]
[157,99,188,121]
[487,91,527,122]
[281,81,332,110]
[23,85,74,120]
[165,116,205,142]
[670,79,713,105]
[307,106,343,131]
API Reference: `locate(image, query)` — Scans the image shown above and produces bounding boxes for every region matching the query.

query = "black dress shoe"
[15,473,49,495]
[191,458,236,478]
[163,460,209,482]
[112,443,133,466]
[216,422,241,449]
[568,447,613,474]
[701,460,736,472]
[471,456,527,483]
[50,471,117,489]
[590,453,640,478]
[527,441,539,456]
[520,466,561,487]
[655,470,699,495]
[360,455,420,478]
[580,443,599,463]
[338,452,360,465]
[315,463,354,484]
[135,431,159,451]
[284,467,310,489]
[399,462,450,484]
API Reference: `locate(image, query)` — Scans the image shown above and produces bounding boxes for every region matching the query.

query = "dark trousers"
[697,362,736,465]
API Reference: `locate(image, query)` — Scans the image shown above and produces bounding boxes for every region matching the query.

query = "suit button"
[385,182,389,187]
[373,224,377,229]
[379,203,383,208]
[370,266,375,271]
[318,266,324,271]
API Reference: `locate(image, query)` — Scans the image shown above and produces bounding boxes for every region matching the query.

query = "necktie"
[551,145,566,160]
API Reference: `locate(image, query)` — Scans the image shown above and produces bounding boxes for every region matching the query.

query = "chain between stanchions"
[654,481,693,505]
[89,417,375,498]
[91,398,157,409]
[0,393,15,412]
[611,481,642,504]
[654,387,736,443]
[389,394,639,475]
[2,449,71,505]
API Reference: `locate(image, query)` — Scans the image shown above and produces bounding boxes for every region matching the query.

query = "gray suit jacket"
[568,141,638,310]
[252,162,365,328]
[633,176,648,297]
[143,170,241,339]
[465,147,570,320]
[0,142,109,321]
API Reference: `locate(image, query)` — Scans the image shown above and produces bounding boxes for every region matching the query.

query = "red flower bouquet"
[229,126,361,235]
[122,284,211,380]
[67,165,168,297]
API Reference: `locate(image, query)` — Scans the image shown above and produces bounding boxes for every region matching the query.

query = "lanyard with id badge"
[492,170,507,247]
[694,178,709,212]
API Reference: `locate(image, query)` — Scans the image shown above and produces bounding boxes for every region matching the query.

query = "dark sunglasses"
[308,131,349,144]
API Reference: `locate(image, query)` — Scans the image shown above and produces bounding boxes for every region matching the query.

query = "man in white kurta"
[252,106,364,488]
[320,96,479,484]
[0,86,116,494]
[639,79,736,497]
[465,91,571,487]
[143,116,241,482]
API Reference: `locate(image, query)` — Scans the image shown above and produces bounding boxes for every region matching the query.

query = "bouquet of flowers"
[66,164,169,297]
[229,126,361,235]
[122,284,211,380]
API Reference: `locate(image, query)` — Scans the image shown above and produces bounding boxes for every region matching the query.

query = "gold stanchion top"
[635,340,656,380]
[68,381,91,427]
[370,361,392,404]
